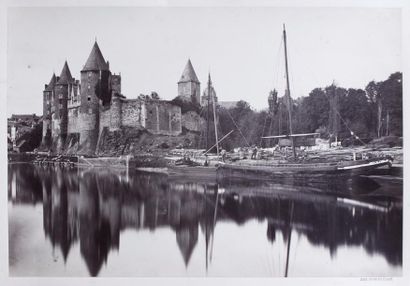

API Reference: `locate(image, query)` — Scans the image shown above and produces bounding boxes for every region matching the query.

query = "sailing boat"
[217,25,393,178]
[167,73,221,179]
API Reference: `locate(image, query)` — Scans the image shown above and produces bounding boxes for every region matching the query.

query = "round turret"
[79,41,111,155]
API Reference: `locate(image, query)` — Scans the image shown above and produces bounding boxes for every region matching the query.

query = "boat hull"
[217,158,392,178]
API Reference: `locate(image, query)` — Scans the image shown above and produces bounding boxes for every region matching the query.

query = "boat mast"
[209,73,220,159]
[283,24,297,159]
[206,73,211,151]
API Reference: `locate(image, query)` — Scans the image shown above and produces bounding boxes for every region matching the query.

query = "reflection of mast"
[209,184,219,261]
[204,185,209,271]
[284,201,294,277]
[204,184,219,271]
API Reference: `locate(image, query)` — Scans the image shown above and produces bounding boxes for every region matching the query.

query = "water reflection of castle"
[8,164,402,276]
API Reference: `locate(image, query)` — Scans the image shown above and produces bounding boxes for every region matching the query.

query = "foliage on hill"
[171,96,201,114]
[15,122,43,152]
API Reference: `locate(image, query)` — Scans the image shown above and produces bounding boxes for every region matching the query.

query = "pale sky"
[7,7,401,116]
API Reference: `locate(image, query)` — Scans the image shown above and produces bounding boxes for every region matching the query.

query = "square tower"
[177,59,201,105]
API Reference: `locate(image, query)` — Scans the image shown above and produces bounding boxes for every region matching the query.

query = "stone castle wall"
[47,91,199,154]
[42,90,52,139]
[67,107,80,134]
[121,99,145,128]
[182,111,203,132]
[99,106,111,134]
[110,96,122,130]
[145,100,182,136]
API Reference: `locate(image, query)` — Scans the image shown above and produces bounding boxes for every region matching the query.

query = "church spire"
[208,72,212,85]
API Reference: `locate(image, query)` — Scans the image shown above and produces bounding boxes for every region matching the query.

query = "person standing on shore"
[221,149,226,162]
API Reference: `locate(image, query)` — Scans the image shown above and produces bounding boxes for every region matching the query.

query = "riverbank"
[8,145,403,176]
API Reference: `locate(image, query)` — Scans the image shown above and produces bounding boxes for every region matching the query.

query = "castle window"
[58,94,63,99]
[88,72,92,78]
[88,108,92,114]
[87,96,91,102]
[87,85,90,90]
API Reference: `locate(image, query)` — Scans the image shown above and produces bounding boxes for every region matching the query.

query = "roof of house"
[178,59,200,83]
[82,41,109,72]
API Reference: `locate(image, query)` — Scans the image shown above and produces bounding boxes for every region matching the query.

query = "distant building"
[7,114,39,144]
[10,114,39,123]
[200,74,236,109]
[201,73,218,106]
[218,101,238,109]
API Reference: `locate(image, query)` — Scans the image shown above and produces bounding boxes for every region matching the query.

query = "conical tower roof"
[178,59,199,83]
[56,61,73,85]
[82,41,109,72]
[45,73,57,91]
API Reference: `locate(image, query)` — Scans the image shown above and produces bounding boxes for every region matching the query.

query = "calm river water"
[8,163,402,277]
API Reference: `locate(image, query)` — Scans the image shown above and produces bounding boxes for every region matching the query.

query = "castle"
[42,42,207,155]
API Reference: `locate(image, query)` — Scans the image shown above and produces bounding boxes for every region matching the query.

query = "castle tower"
[111,74,121,96]
[53,61,73,142]
[79,41,111,155]
[42,73,56,146]
[178,59,201,105]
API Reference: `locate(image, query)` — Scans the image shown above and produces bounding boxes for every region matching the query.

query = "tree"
[339,88,372,138]
[295,88,329,134]
[207,72,402,149]
[378,72,402,136]
[364,72,402,137]
[365,80,382,137]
